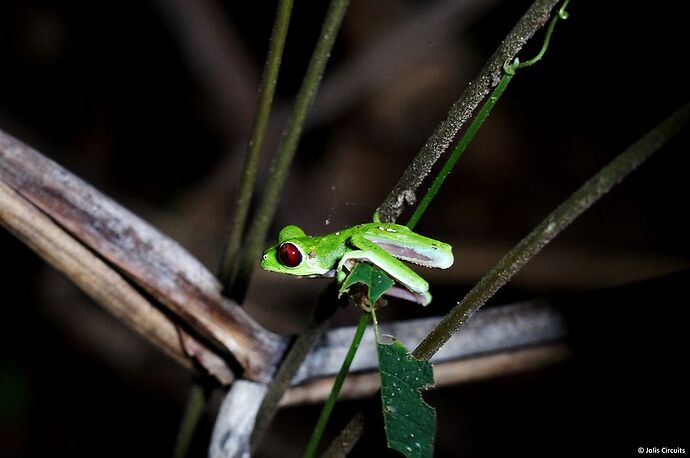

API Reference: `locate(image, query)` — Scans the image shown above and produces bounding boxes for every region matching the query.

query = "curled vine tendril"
[504,0,571,74]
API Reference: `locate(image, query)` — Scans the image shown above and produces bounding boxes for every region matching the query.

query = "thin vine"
[303,312,371,458]
[406,0,570,229]
[377,0,562,223]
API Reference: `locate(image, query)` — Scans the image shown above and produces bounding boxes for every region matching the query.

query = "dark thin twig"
[376,0,561,223]
[249,285,341,452]
[303,313,370,458]
[220,0,294,291]
[414,104,688,359]
[322,411,365,458]
[249,323,332,452]
[325,104,689,455]
[230,0,351,302]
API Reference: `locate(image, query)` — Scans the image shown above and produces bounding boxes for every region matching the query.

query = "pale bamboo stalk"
[0,180,234,385]
[0,129,287,382]
[281,344,570,406]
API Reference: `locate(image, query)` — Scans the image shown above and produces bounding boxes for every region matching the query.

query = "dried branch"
[257,301,565,415]
[210,300,567,457]
[0,180,234,385]
[282,343,569,406]
[0,125,573,390]
[377,0,562,222]
[292,300,565,384]
[0,129,287,382]
[209,380,269,458]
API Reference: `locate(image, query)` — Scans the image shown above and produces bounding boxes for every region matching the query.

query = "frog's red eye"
[278,243,302,267]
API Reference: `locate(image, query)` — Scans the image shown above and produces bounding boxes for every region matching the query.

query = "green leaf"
[377,339,436,458]
[339,262,394,306]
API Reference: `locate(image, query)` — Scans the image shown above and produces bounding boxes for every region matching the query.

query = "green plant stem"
[376,0,562,223]
[172,381,207,458]
[413,103,688,359]
[369,305,379,340]
[406,73,513,229]
[220,0,294,291]
[303,312,370,458]
[325,103,689,455]
[231,0,351,301]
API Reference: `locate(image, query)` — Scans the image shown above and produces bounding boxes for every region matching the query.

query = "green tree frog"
[261,223,453,305]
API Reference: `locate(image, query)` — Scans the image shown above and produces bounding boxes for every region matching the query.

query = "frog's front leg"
[336,234,432,304]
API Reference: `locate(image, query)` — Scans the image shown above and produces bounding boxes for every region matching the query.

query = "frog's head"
[261,225,329,277]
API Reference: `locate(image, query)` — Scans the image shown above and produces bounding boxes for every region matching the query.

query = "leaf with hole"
[377,338,435,458]
[339,262,394,306]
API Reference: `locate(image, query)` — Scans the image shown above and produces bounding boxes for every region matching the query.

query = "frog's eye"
[278,242,302,267]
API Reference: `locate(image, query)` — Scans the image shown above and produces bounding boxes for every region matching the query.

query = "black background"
[1,0,688,456]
